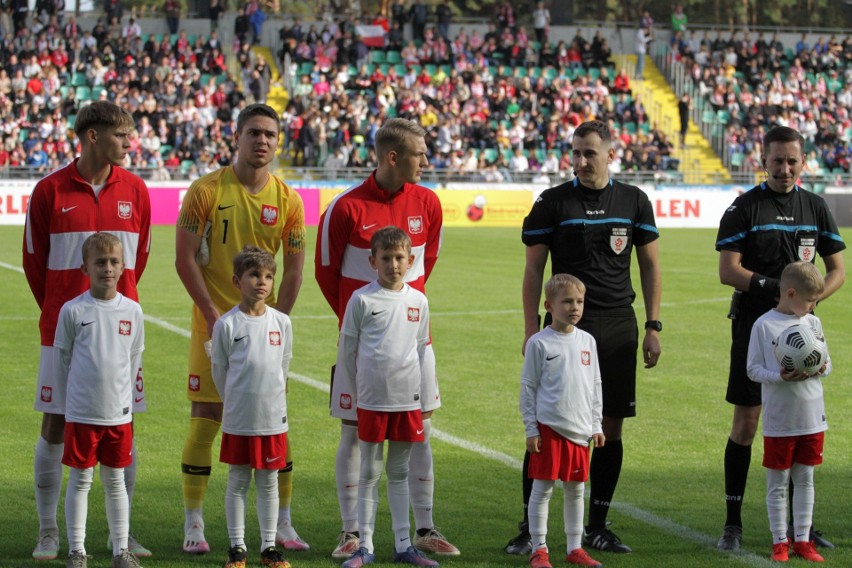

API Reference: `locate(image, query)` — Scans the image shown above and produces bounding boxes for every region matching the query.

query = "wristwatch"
[644,320,663,332]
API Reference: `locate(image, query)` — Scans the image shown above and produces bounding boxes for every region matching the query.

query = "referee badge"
[610,227,628,254]
[797,237,816,262]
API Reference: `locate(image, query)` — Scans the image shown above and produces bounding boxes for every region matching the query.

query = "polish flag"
[355,25,386,48]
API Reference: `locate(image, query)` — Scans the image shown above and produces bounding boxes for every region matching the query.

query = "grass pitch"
[1,225,851,568]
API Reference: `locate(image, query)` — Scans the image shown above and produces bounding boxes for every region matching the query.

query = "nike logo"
[37,484,48,489]
[546,354,559,360]
[185,466,208,474]
[61,206,78,213]
[371,310,385,315]
[362,223,377,231]
[399,537,410,542]
[134,396,144,403]
[81,321,95,327]
[265,456,281,463]
[217,204,235,210]
[234,335,248,342]
[416,429,424,435]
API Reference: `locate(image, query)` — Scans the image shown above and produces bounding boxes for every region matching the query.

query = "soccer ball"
[774,324,828,375]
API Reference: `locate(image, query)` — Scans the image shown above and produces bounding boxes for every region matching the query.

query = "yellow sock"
[181,417,221,509]
[278,461,293,509]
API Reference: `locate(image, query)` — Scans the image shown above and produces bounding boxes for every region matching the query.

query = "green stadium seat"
[386,51,401,64]
[159,144,173,157]
[716,110,730,124]
[75,86,91,101]
[702,109,716,124]
[71,72,88,87]
[66,115,76,129]
[180,160,196,175]
[730,152,745,168]
[299,62,314,76]
[91,86,106,100]
[483,148,498,164]
[371,50,386,64]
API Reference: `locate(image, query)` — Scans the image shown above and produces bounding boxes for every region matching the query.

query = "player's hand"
[642,331,661,368]
[203,307,221,339]
[521,331,535,356]
[526,435,541,454]
[780,368,809,382]
[591,433,606,448]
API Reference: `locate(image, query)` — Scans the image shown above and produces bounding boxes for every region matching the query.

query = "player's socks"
[124,440,137,507]
[409,418,434,531]
[256,468,278,552]
[66,467,94,554]
[790,463,815,542]
[359,440,384,554]
[336,424,360,533]
[587,439,623,530]
[34,437,63,535]
[388,441,414,553]
[101,465,129,556]
[563,480,584,551]
[529,478,554,552]
[225,465,251,550]
[723,438,751,527]
[181,417,221,509]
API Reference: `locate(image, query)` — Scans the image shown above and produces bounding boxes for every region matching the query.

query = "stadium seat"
[71,72,88,87]
[387,51,401,64]
[160,144,173,157]
[730,152,745,167]
[716,110,730,124]
[75,86,91,101]
[702,109,716,124]
[483,148,498,164]
[371,50,386,64]
[298,61,314,76]
[180,160,196,175]
[91,86,105,100]
[66,115,76,129]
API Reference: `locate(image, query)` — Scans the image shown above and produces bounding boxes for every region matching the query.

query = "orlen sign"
[640,188,741,228]
[0,181,34,224]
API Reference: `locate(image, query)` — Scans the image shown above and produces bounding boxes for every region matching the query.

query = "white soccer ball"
[774,324,828,375]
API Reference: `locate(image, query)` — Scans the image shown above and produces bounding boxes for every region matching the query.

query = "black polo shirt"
[522,177,660,309]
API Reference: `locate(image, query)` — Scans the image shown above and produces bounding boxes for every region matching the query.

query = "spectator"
[163,0,180,35]
[410,0,429,42]
[532,1,550,45]
[635,24,652,79]
[209,0,224,33]
[671,4,687,32]
[436,0,452,43]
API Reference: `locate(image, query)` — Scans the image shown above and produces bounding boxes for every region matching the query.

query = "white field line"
[1,262,768,565]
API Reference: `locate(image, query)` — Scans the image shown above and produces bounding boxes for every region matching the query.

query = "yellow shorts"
[186,328,221,403]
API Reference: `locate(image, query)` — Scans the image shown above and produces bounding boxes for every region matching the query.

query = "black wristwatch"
[644,320,663,332]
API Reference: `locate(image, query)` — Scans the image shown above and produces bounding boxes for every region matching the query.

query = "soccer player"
[715,126,845,551]
[175,103,307,554]
[316,119,457,559]
[746,261,831,563]
[522,274,605,568]
[511,120,662,555]
[55,233,145,568]
[211,246,294,568]
[23,101,152,562]
[333,227,438,568]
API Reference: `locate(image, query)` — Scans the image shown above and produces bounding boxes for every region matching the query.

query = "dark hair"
[74,101,134,138]
[236,103,280,134]
[233,245,277,278]
[82,232,123,263]
[763,126,805,153]
[370,226,412,255]
[574,120,612,144]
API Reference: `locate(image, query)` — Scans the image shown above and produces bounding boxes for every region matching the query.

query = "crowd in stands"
[0,1,850,182]
[671,28,852,179]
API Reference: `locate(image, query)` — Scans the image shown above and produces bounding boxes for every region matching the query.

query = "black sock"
[724,438,752,527]
[521,450,533,527]
[587,439,624,531]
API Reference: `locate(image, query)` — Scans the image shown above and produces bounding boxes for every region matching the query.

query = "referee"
[507,120,662,555]
[715,125,845,551]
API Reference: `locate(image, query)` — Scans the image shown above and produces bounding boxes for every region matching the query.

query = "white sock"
[563,481,584,551]
[790,463,815,543]
[66,467,94,553]
[529,478,553,552]
[124,440,137,513]
[387,441,413,553]
[256,469,278,552]
[185,508,204,534]
[336,423,360,533]
[277,505,295,537]
[34,437,63,535]
[766,467,790,544]
[226,465,251,549]
[409,418,434,531]
[358,440,383,554]
[101,465,129,556]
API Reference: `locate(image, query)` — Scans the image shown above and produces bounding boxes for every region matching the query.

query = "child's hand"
[526,435,541,454]
[591,433,606,448]
[780,368,809,382]
[813,363,827,377]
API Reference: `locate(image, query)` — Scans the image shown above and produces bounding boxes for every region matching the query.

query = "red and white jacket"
[23,160,151,345]
[315,171,442,323]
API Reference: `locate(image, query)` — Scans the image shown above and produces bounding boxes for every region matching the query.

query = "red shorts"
[763,432,825,470]
[528,423,590,482]
[356,408,424,443]
[62,422,133,469]
[220,432,289,470]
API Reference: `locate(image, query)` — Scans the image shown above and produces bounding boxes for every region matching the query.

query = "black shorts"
[544,306,638,418]
[725,303,764,407]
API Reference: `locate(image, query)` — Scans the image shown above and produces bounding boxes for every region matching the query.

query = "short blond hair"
[370,225,412,255]
[375,118,426,157]
[544,273,586,302]
[82,232,123,263]
[780,261,825,296]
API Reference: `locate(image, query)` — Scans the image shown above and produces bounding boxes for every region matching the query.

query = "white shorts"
[34,345,148,414]
[329,343,441,421]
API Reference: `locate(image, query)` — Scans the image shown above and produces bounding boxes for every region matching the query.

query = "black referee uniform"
[523,177,660,417]
[716,182,846,406]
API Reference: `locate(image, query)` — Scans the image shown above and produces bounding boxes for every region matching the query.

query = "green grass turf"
[1,225,851,568]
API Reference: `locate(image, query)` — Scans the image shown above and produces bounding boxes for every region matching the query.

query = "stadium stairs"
[250,45,295,168]
[627,55,731,184]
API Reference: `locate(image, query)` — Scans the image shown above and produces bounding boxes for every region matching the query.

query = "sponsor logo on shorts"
[41,386,52,403]
[269,331,281,346]
[407,307,420,322]
[581,351,591,366]
[188,374,201,391]
[119,320,132,335]
[339,393,352,410]
[261,204,279,225]
[408,216,423,234]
